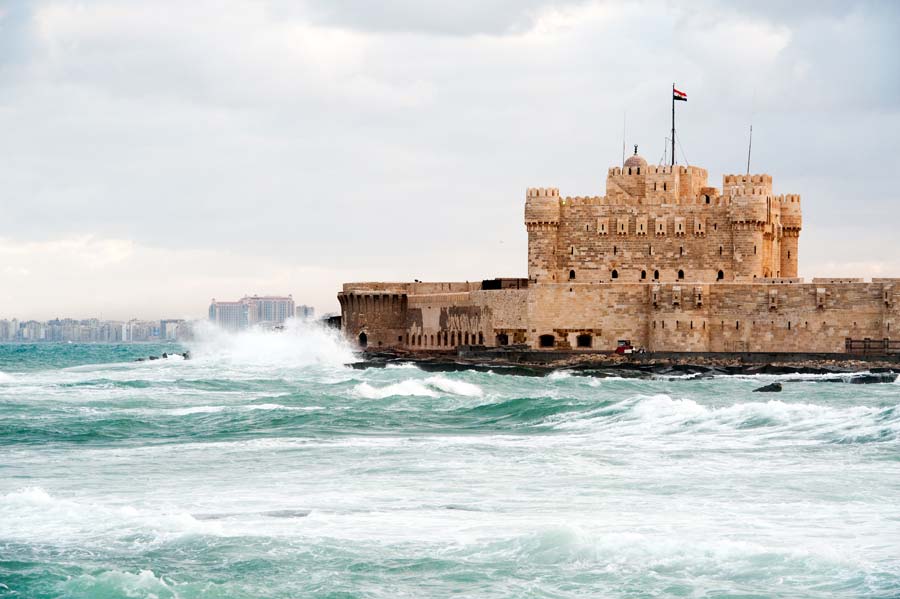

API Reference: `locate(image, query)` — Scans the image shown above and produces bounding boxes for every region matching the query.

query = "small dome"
[624,144,646,168]
[624,154,647,168]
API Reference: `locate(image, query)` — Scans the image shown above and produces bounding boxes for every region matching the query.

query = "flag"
[673,87,687,102]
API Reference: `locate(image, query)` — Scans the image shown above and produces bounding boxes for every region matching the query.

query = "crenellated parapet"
[779,194,802,231]
[524,187,561,226]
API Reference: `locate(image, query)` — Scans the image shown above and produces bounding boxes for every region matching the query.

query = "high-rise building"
[208,295,296,329]
[296,305,315,319]
[208,299,250,330]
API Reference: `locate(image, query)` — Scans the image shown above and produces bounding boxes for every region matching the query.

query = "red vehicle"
[614,340,634,355]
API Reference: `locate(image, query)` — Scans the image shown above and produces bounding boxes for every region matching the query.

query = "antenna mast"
[746,124,753,175]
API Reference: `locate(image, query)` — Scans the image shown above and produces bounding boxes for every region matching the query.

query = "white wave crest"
[0,371,14,383]
[354,380,439,399]
[354,376,484,399]
[425,376,484,397]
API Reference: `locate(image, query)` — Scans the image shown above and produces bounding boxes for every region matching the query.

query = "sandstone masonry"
[339,150,898,354]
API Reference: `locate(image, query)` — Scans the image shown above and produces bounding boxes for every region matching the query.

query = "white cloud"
[0,0,898,319]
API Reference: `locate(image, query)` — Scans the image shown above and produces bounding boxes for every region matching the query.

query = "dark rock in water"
[849,373,898,384]
[182,351,191,360]
[148,356,159,361]
[753,382,783,392]
[162,352,168,359]
[260,509,311,518]
[193,509,311,520]
[135,358,146,362]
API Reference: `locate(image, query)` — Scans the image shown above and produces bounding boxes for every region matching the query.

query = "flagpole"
[671,83,675,167]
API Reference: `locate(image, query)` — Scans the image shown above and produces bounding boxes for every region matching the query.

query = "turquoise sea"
[1,322,899,598]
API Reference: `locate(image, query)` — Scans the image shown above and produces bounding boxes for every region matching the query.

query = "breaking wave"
[353,375,484,399]
[186,319,355,368]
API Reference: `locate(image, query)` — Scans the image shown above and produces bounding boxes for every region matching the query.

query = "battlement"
[525,187,562,225]
[526,187,560,199]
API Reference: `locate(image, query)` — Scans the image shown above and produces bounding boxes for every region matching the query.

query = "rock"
[182,351,191,360]
[849,373,898,384]
[162,352,168,359]
[753,382,783,392]
[148,355,159,360]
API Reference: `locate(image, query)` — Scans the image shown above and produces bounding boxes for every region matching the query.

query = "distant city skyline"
[1,1,898,319]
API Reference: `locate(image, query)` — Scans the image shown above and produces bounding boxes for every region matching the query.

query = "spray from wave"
[186,318,356,368]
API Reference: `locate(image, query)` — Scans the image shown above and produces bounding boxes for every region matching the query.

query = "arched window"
[641,270,647,280]
[678,269,685,280]
[611,269,619,279]
[704,195,710,204]
[478,332,484,344]
[679,246,684,256]
[358,332,368,348]
[628,167,632,175]
[654,270,660,280]
[717,270,724,281]
[464,332,469,345]
[569,270,576,280]
[539,334,555,348]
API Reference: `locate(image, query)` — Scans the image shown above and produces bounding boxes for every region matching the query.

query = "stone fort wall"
[339,279,900,353]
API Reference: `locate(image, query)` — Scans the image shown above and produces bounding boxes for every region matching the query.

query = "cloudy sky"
[1,0,898,320]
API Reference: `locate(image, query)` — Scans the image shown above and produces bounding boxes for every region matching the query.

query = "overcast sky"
[1,0,898,320]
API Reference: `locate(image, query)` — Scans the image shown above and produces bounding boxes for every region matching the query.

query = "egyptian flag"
[673,87,687,102]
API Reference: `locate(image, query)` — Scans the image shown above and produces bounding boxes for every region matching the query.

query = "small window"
[704,195,710,204]
[539,334,555,348]
[717,270,724,281]
[654,270,660,280]
[576,334,592,348]
[679,246,684,256]
[628,168,632,175]
[641,270,647,280]
[613,246,618,255]
[358,332,368,348]
[496,333,509,346]
[719,246,723,256]
[569,270,576,280]
[788,251,791,259]
[754,245,757,255]
[678,269,685,280]
[611,269,619,279]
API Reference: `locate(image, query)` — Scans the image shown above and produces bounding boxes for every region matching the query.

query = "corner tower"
[779,194,802,277]
[524,187,560,282]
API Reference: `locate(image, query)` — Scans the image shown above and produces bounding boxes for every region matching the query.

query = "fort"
[338,147,899,356]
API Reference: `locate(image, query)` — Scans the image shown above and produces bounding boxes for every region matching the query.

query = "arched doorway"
[496,333,509,346]
[358,332,368,348]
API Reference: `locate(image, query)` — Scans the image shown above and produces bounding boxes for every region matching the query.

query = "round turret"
[780,194,802,230]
